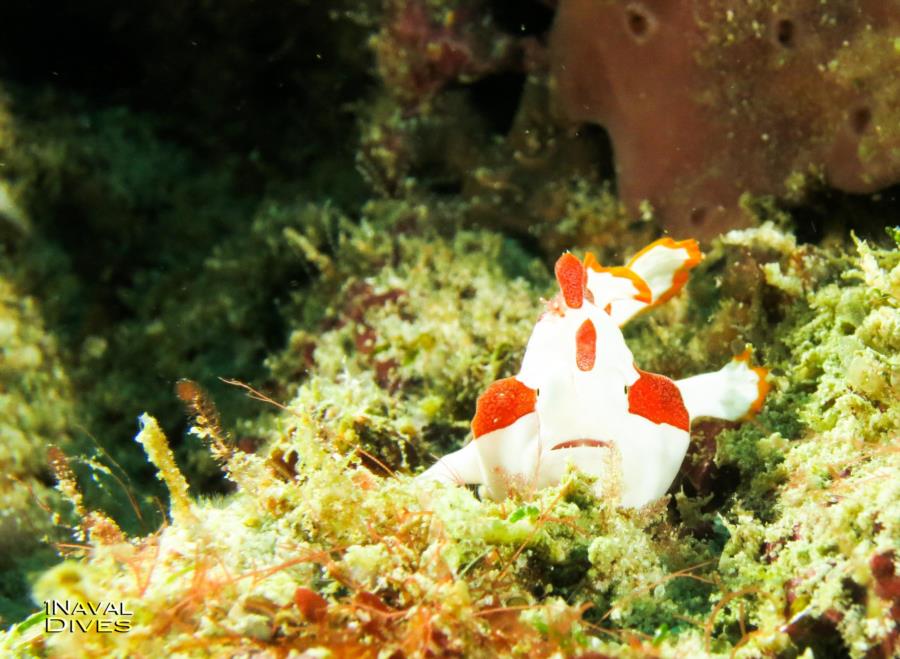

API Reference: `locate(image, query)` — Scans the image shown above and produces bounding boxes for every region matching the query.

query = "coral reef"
[268,199,547,471]
[0,87,368,507]
[550,0,900,238]
[0,1,897,657]
[3,213,897,656]
[708,231,900,657]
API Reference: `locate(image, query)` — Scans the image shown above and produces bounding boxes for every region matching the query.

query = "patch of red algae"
[549,0,900,239]
[372,0,517,107]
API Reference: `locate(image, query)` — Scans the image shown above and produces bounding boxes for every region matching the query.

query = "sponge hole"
[689,206,708,227]
[774,18,795,48]
[851,107,871,135]
[624,4,656,43]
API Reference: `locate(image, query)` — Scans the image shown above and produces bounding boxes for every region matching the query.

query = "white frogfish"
[420,238,769,507]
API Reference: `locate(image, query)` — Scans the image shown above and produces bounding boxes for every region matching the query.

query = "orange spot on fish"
[471,377,537,438]
[627,369,690,431]
[575,319,596,371]
[555,252,585,308]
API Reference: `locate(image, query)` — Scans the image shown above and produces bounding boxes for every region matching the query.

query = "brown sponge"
[550,0,900,238]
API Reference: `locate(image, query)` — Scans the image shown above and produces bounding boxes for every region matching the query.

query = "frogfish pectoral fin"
[675,349,770,422]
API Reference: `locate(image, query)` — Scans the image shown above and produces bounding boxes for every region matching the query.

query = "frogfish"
[420,239,769,507]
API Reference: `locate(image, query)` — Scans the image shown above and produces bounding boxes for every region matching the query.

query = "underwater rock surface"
[0,1,897,657]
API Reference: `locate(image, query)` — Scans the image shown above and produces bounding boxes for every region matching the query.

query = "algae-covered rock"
[712,237,900,657]
[0,204,873,654]
[0,274,74,624]
[4,201,899,657]
[269,199,547,469]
